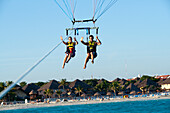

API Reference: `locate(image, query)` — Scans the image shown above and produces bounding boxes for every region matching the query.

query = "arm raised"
[74,37,78,45]
[80,37,88,45]
[96,36,102,45]
[60,36,67,45]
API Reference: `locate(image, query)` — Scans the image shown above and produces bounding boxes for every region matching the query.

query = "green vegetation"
[83,79,98,87]
[56,90,62,98]
[140,75,159,82]
[94,80,110,93]
[75,85,83,97]
[111,81,120,96]
[44,89,53,98]
[20,81,27,87]
[34,81,47,87]
[59,79,67,90]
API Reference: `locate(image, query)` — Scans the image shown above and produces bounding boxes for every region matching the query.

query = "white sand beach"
[0,95,170,111]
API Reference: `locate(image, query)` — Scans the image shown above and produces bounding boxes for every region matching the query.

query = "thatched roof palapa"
[157,79,165,85]
[97,78,110,84]
[129,91,138,95]
[118,91,125,95]
[119,79,127,85]
[134,80,142,87]
[38,80,59,91]
[106,92,114,96]
[126,83,140,93]
[29,90,37,95]
[22,83,40,94]
[137,79,158,88]
[160,78,170,85]
[69,79,92,89]
[94,92,101,96]
[81,93,87,97]
[112,78,121,82]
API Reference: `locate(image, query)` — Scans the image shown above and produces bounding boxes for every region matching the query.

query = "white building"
[161,78,170,90]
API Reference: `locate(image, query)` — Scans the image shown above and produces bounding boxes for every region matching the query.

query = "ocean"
[1,99,170,113]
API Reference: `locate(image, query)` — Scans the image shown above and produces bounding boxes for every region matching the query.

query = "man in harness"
[81,35,102,69]
[60,36,78,69]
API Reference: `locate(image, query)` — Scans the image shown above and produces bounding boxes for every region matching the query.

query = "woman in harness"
[81,35,102,69]
[60,36,78,69]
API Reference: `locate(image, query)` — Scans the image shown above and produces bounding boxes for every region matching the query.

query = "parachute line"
[62,0,73,19]
[96,0,118,20]
[54,0,73,21]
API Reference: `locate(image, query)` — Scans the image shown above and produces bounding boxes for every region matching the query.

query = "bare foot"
[83,65,86,69]
[62,64,65,69]
[91,60,94,64]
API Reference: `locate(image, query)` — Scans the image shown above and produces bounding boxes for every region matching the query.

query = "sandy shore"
[1,96,170,111]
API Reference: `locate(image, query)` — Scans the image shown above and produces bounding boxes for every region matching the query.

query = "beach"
[1,95,170,111]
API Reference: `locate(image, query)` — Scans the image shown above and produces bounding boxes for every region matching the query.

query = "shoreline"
[0,96,170,111]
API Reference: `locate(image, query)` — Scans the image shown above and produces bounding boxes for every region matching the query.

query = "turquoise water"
[1,99,170,113]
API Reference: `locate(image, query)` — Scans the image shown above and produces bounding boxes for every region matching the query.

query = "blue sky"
[0,0,170,83]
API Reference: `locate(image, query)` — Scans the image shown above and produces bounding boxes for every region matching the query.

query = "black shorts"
[65,51,75,57]
[88,52,97,59]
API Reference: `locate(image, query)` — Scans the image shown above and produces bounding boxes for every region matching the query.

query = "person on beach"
[60,36,78,69]
[80,35,102,69]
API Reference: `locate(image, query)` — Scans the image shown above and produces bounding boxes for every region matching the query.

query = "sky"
[0,0,170,83]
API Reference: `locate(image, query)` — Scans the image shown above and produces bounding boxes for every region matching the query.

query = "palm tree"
[59,79,67,91]
[107,84,112,92]
[20,81,27,87]
[95,81,109,93]
[0,82,5,92]
[44,89,53,99]
[75,85,83,97]
[44,89,48,99]
[56,90,62,98]
[120,85,126,94]
[95,83,104,92]
[144,85,149,94]
[6,81,13,87]
[140,87,144,94]
[111,81,120,96]
[5,81,14,101]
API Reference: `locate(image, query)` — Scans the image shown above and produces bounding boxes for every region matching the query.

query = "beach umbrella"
[81,93,87,98]
[94,92,101,97]
[29,90,37,95]
[118,91,125,95]
[130,91,137,95]
[106,92,113,96]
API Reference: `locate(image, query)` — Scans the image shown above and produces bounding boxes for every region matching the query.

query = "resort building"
[161,78,170,91]
[38,80,60,98]
[155,75,170,80]
[14,85,27,100]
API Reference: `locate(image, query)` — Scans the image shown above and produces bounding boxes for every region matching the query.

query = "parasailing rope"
[0,21,83,99]
[0,31,76,99]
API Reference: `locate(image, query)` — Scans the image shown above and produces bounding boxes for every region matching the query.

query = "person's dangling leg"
[84,53,90,69]
[62,54,68,69]
[90,52,94,64]
[66,53,72,63]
